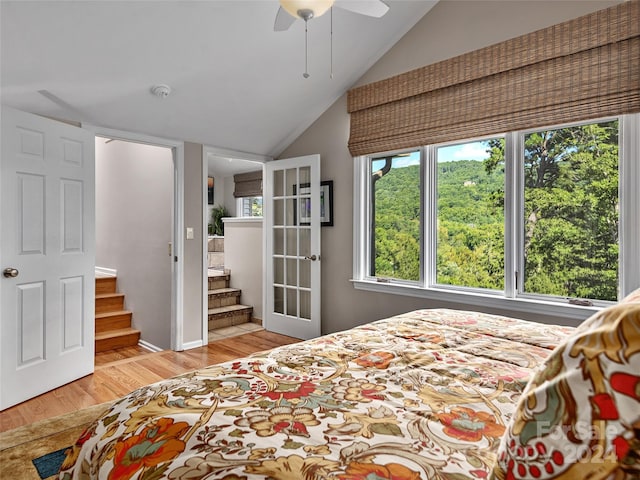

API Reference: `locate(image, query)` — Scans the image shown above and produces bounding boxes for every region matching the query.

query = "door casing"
[87,125,185,350]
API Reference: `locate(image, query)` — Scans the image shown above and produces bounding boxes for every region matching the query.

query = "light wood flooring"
[0,330,300,433]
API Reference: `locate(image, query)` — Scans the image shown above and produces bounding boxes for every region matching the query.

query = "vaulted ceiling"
[1,0,438,158]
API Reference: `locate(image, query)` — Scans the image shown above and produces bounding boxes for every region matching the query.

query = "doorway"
[91,126,185,351]
[201,146,269,344]
[95,137,174,350]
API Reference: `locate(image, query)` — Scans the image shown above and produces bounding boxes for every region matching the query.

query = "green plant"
[210,204,229,236]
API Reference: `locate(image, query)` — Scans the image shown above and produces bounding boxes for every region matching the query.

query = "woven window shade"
[233,171,263,198]
[347,1,640,157]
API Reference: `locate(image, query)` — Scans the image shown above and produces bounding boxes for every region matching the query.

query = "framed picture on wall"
[294,180,334,227]
[208,177,214,205]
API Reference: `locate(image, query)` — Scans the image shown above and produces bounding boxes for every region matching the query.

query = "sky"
[373,141,490,170]
[439,141,490,162]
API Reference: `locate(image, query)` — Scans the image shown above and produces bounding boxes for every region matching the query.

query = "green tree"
[485,121,619,300]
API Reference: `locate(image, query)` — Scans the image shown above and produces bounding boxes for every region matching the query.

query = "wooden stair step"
[95,310,133,333]
[95,327,141,353]
[95,292,125,314]
[208,304,253,330]
[95,276,117,295]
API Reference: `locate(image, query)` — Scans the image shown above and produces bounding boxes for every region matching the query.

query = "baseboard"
[180,340,203,351]
[138,340,163,353]
[251,317,262,326]
[95,266,117,277]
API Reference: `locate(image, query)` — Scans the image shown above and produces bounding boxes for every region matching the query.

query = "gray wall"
[95,139,173,349]
[183,142,205,345]
[205,165,229,230]
[223,177,237,217]
[278,0,620,335]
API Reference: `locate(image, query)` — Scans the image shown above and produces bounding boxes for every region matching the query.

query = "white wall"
[223,218,263,321]
[278,0,620,334]
[95,139,173,349]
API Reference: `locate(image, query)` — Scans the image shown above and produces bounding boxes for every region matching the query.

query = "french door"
[264,155,321,339]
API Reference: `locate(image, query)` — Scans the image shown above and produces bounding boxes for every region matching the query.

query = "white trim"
[504,133,519,298]
[351,279,598,325]
[202,155,208,346]
[620,114,640,297]
[85,124,185,352]
[223,217,263,224]
[181,339,204,351]
[95,266,117,277]
[204,145,271,164]
[425,145,436,286]
[173,144,185,350]
[138,340,163,353]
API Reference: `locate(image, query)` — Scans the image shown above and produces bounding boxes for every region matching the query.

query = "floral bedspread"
[59,309,574,480]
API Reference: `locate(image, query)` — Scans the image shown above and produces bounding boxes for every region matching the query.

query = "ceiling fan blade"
[274,6,296,31]
[336,0,389,18]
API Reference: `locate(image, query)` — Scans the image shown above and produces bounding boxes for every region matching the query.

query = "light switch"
[186,227,194,240]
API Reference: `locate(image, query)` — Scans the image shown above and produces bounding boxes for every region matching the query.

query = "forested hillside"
[374,160,504,287]
[373,120,619,301]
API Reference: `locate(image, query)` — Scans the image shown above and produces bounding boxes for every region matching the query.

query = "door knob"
[304,255,318,261]
[3,268,19,278]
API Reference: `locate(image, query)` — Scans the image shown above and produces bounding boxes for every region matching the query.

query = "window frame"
[352,114,640,324]
[366,149,424,285]
[236,196,263,218]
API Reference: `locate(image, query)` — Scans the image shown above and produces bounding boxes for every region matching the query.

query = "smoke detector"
[150,84,171,98]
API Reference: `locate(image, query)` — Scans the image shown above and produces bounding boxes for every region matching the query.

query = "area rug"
[0,402,112,480]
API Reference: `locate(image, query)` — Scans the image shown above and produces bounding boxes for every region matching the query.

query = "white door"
[1,106,95,410]
[264,155,321,340]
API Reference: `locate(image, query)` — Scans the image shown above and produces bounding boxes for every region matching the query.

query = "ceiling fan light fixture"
[280,0,334,20]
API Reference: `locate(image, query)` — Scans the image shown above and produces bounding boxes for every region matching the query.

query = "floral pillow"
[620,287,640,306]
[490,296,640,480]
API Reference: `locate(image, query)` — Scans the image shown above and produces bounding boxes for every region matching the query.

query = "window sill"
[350,279,602,325]
[222,217,263,224]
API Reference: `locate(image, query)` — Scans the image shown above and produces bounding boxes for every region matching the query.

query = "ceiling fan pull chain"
[303,19,310,78]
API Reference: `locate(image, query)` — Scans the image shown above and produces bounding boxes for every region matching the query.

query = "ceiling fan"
[274,0,389,32]
[274,0,389,78]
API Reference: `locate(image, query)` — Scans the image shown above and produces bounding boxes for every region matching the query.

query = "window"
[238,196,263,217]
[436,139,505,290]
[353,115,640,317]
[370,151,421,282]
[520,121,619,301]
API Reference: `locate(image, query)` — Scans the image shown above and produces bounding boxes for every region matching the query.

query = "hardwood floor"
[0,330,300,433]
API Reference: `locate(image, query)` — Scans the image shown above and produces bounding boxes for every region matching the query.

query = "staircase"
[208,271,254,330]
[95,275,141,352]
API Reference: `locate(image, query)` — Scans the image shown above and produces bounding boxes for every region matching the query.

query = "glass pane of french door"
[271,165,312,321]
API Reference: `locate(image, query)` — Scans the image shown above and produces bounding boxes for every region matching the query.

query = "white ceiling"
[1,0,437,159]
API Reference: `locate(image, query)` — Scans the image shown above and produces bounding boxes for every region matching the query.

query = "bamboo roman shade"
[233,171,263,198]
[347,1,640,157]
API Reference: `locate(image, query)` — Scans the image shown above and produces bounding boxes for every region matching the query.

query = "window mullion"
[352,156,366,280]
[504,132,522,299]
[620,114,640,297]
[423,145,436,288]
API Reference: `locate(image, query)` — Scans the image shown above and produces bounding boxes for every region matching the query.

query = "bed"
[58,302,640,480]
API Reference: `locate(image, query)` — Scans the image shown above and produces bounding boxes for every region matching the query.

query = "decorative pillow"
[620,287,640,306]
[490,300,640,480]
